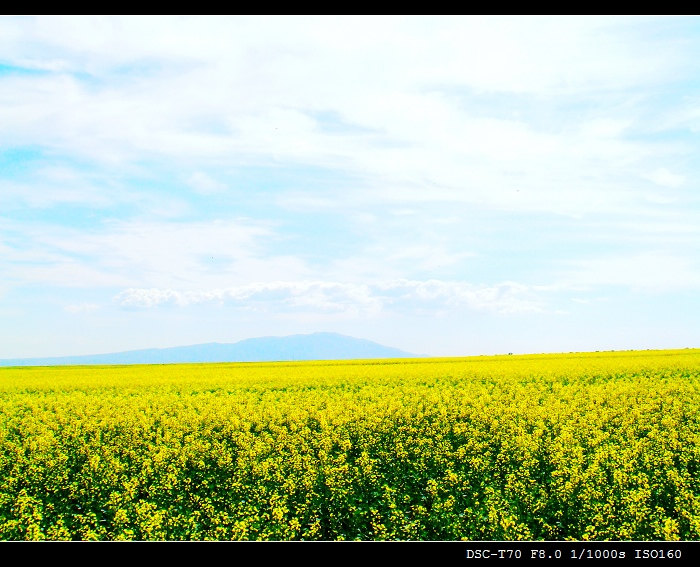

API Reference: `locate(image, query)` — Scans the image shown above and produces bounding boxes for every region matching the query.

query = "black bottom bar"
[1,540,699,562]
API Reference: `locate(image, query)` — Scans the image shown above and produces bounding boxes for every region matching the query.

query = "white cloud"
[0,16,691,218]
[0,218,303,290]
[114,278,546,316]
[382,246,476,272]
[114,281,382,316]
[0,168,114,210]
[644,167,685,188]
[64,302,100,313]
[3,17,700,358]
[381,279,545,315]
[570,297,609,305]
[0,165,193,217]
[562,252,700,292]
[186,171,227,195]
[0,17,677,92]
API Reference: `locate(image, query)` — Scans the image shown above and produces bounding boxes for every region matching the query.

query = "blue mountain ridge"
[0,332,423,366]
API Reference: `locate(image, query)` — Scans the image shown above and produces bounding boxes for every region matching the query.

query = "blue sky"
[2,16,700,358]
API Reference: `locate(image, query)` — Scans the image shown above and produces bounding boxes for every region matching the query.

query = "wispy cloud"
[185,171,227,195]
[561,252,700,292]
[0,218,291,289]
[644,167,686,189]
[0,17,693,217]
[2,16,700,357]
[64,302,100,314]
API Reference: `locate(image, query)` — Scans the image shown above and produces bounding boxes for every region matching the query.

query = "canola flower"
[0,349,698,540]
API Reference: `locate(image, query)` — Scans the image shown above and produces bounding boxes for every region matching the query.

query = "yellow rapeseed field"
[0,349,698,540]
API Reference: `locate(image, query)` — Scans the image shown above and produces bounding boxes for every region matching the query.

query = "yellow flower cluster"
[0,349,698,540]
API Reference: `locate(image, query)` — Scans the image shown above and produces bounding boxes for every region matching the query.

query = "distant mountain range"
[0,332,422,366]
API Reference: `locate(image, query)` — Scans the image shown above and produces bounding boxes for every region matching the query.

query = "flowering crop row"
[0,350,698,540]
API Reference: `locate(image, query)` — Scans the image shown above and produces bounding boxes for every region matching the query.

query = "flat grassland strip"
[0,349,698,540]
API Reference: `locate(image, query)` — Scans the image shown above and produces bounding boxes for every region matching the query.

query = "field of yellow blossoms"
[0,349,698,540]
